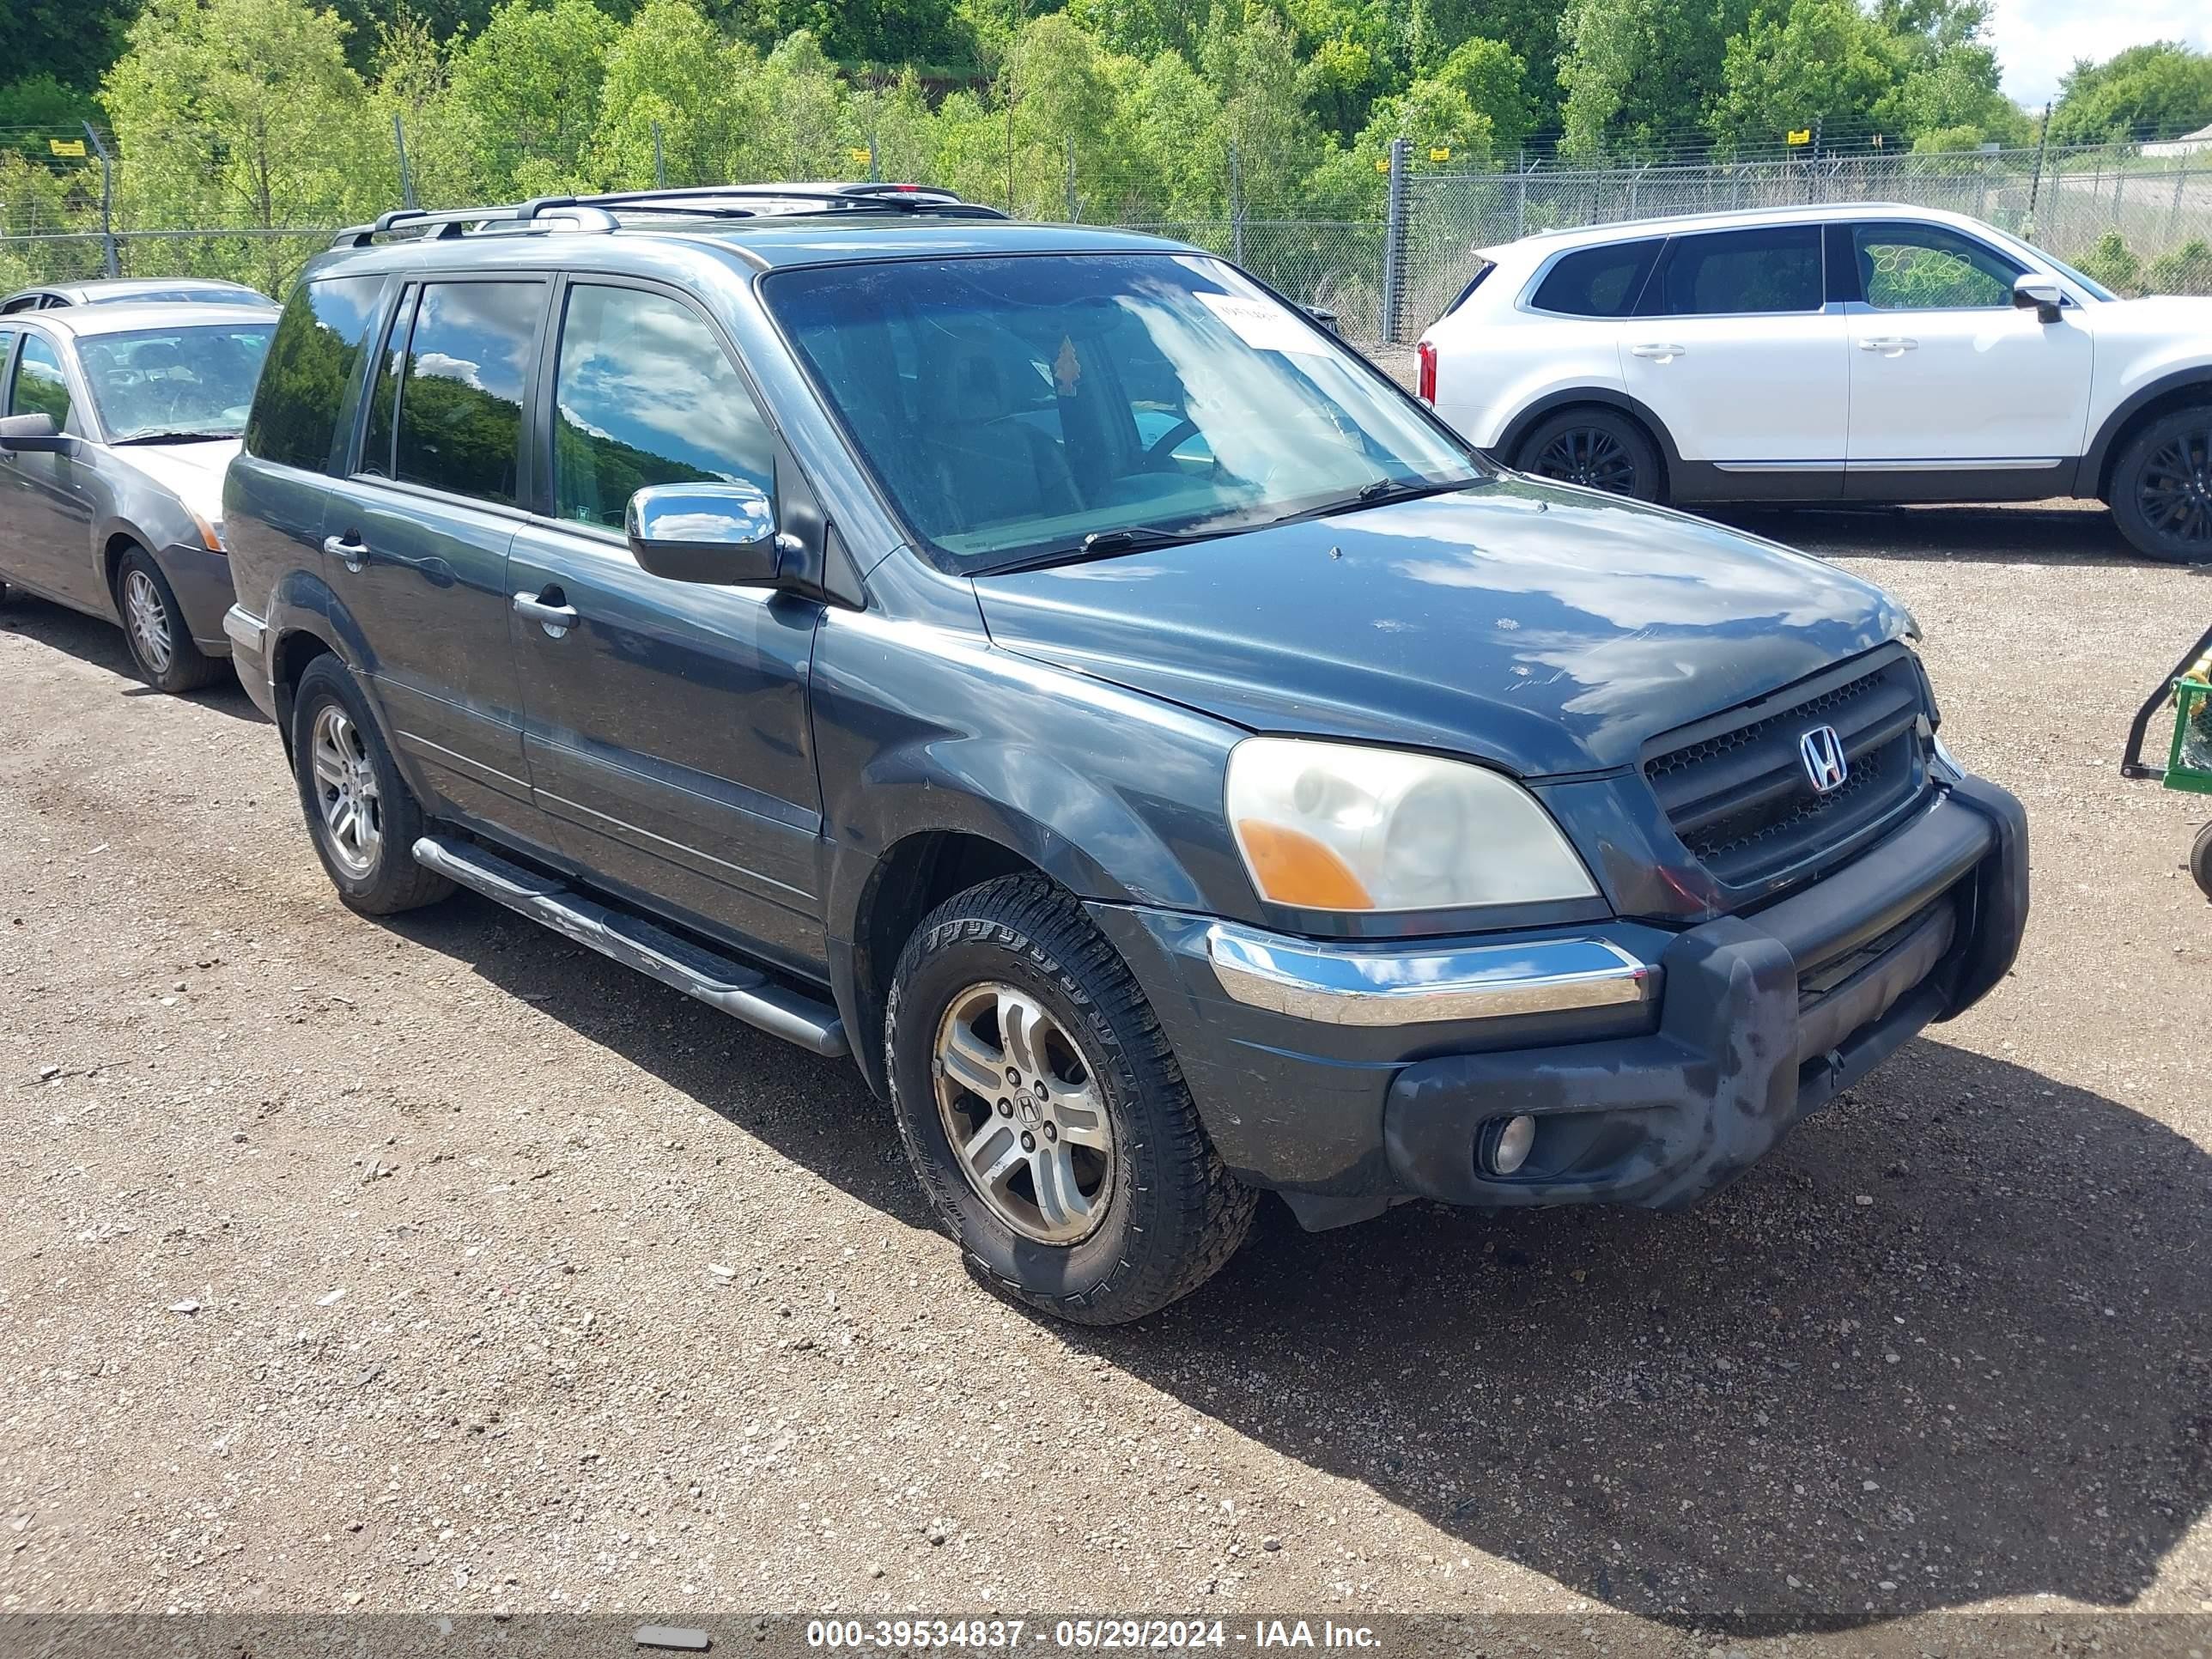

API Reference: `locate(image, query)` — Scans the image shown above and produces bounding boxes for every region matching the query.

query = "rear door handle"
[1629,343,1687,359]
[323,533,367,571]
[1858,337,1918,353]
[513,589,579,637]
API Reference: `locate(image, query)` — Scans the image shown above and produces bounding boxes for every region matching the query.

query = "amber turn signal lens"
[1235,820,1375,910]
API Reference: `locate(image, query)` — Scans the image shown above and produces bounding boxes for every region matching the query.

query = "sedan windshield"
[765,253,1484,570]
[79,322,274,441]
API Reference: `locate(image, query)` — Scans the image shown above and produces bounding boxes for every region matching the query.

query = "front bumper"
[1087,775,2027,1228]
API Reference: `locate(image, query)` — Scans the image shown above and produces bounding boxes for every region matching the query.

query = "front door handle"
[513,589,580,638]
[323,532,368,571]
[1629,343,1688,360]
[1858,337,1919,353]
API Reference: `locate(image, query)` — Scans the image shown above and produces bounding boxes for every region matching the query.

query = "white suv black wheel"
[2112,406,2212,565]
[1513,408,1662,501]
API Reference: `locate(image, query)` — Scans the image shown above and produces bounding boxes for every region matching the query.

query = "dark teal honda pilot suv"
[222,183,2027,1325]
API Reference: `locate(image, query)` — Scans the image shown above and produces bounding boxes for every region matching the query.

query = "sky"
[1988,0,2212,108]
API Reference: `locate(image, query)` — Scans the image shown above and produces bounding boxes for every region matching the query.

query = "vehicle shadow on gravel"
[0,593,263,720]
[1095,1036,2212,1631]
[1708,503,2172,570]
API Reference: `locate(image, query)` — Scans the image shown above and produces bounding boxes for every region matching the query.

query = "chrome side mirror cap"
[2013,274,2064,323]
[625,481,782,586]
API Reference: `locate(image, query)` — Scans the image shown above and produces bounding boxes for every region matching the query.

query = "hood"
[112,439,241,526]
[972,477,1911,778]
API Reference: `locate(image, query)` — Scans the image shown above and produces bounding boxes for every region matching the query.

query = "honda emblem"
[1798,724,1850,794]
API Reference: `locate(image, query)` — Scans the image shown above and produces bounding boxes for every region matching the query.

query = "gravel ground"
[1,503,2209,1651]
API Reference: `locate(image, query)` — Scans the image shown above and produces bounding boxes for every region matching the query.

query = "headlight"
[1224,738,1596,912]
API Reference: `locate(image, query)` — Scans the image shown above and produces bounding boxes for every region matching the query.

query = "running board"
[411,835,848,1058]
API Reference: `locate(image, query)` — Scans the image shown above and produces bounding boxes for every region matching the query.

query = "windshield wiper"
[112,428,237,446]
[1352,475,1481,507]
[984,524,1216,574]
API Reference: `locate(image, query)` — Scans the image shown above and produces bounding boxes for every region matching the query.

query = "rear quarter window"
[244,274,384,471]
[1528,240,1663,317]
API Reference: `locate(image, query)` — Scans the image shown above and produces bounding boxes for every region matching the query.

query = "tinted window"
[245,275,383,471]
[1529,240,1662,317]
[360,287,414,479]
[79,324,273,441]
[1649,227,1823,315]
[11,335,73,428]
[551,284,774,529]
[1853,222,2023,310]
[392,280,543,506]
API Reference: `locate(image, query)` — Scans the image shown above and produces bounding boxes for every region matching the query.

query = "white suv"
[1417,202,2212,562]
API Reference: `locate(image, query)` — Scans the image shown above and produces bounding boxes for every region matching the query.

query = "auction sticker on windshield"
[1195,290,1328,355]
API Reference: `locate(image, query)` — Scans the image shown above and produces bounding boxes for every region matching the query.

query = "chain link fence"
[3,127,2209,345]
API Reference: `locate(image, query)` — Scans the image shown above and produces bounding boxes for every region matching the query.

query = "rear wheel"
[1512,407,1663,501]
[884,876,1256,1325]
[289,654,453,915]
[115,547,222,693]
[2111,405,2212,565]
[2192,822,2212,902]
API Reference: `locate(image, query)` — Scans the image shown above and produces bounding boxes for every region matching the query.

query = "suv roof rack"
[332,183,1005,248]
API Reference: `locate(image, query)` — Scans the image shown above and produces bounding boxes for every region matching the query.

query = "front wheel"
[884,876,1256,1325]
[1512,408,1663,501]
[2192,822,2212,901]
[116,548,222,693]
[2111,406,2212,564]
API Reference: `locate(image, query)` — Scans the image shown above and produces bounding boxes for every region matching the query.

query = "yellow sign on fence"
[1374,157,1391,173]
[48,138,87,158]
[1429,146,1451,162]
[848,148,871,167]
[1786,129,1812,146]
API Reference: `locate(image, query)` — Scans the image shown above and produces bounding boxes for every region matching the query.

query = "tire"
[884,875,1256,1326]
[289,654,453,915]
[2110,405,2212,565]
[2192,822,2212,902]
[114,546,222,693]
[1512,407,1663,501]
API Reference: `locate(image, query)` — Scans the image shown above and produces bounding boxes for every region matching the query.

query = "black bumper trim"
[1382,779,2027,1212]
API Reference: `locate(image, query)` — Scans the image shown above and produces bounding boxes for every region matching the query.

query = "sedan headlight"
[1224,738,1596,912]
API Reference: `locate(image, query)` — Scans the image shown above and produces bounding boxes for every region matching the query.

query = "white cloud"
[1988,0,2211,107]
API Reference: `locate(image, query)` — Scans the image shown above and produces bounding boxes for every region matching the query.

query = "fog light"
[1487,1113,1537,1176]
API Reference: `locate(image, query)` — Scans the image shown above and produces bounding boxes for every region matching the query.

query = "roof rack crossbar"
[333,182,1001,246]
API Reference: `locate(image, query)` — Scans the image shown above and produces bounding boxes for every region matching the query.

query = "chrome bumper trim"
[222,605,266,657]
[1205,922,1655,1027]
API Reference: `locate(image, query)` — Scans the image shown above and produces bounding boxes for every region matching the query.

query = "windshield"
[80,322,274,441]
[765,253,1484,570]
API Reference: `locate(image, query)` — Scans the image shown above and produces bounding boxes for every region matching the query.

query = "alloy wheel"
[309,705,384,878]
[2137,422,2212,551]
[122,568,173,677]
[933,981,1115,1245]
[1532,426,1638,494]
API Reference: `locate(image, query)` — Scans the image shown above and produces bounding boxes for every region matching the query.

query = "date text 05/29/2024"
[804,1620,1382,1650]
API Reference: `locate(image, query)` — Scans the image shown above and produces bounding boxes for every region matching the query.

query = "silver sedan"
[0,301,277,692]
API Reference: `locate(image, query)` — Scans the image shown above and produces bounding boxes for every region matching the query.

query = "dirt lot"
[2,501,2209,1650]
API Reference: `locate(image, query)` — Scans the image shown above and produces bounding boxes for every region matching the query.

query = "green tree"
[1707,0,1899,153]
[0,2,138,99]
[585,0,765,188]
[1433,37,1530,154]
[447,0,618,197]
[2048,41,2212,147]
[1200,9,1327,210]
[101,0,381,289]
[1559,0,1751,157]
[2073,229,2142,294]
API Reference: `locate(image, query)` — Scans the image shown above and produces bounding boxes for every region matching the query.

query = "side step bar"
[412,835,848,1058]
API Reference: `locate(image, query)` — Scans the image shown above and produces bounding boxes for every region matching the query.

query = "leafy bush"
[2147,239,2212,296]
[2073,231,2144,295]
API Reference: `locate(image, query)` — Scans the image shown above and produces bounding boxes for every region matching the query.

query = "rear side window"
[245,275,383,471]
[391,280,544,507]
[1647,227,1823,315]
[550,283,775,529]
[1528,240,1662,317]
[11,335,74,429]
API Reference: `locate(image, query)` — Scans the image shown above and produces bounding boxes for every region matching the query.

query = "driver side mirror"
[0,412,68,453]
[625,481,785,586]
[2013,274,2064,324]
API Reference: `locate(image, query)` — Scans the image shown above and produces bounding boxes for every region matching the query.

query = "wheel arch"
[1493,389,1680,501]
[2081,368,2212,501]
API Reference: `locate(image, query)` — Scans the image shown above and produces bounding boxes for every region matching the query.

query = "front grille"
[1644,649,1932,890]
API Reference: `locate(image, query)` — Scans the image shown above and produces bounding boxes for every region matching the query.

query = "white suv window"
[1851,222,2025,311]
[1645,226,1824,316]
[1527,240,1662,318]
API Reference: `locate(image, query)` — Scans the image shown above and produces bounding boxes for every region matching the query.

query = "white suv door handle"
[1630,343,1688,359]
[1858,337,1918,353]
